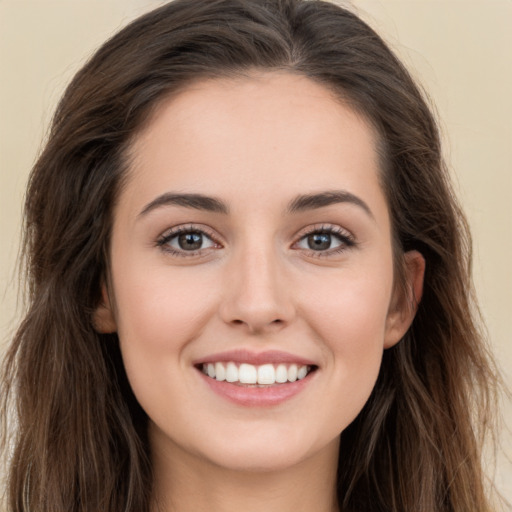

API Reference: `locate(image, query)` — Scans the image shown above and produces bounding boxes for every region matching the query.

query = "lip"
[193,349,318,407]
[198,369,317,407]
[193,349,317,367]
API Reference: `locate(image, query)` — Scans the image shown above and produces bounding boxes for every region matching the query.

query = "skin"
[95,72,424,512]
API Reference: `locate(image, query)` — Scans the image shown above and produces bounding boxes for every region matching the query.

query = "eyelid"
[156,224,223,257]
[292,223,356,256]
[155,222,356,259]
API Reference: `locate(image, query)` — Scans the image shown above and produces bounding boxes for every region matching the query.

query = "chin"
[205,447,312,473]
[189,425,338,474]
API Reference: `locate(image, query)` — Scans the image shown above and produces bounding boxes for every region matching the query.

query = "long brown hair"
[0,0,502,510]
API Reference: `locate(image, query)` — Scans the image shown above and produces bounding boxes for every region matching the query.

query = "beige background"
[1,0,510,505]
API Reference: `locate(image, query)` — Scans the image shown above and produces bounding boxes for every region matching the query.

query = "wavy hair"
[1,0,501,510]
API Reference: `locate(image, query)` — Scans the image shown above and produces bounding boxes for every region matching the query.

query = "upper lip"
[193,349,317,367]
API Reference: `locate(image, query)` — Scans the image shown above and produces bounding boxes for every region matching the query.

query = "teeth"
[275,364,288,383]
[288,364,298,382]
[239,363,257,384]
[201,362,312,385]
[226,362,238,383]
[257,364,275,385]
[297,365,308,380]
[215,362,226,381]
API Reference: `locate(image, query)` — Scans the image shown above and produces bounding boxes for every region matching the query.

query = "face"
[95,72,423,474]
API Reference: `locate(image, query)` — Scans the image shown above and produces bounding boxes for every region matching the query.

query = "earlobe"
[384,250,425,349]
[92,284,117,333]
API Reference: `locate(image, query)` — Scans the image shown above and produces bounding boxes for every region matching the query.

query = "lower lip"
[198,369,316,407]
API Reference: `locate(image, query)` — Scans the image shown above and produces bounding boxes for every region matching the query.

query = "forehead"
[132,71,379,154]
[121,72,386,220]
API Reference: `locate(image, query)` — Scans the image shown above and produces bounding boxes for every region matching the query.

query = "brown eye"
[158,228,217,254]
[294,226,355,257]
[297,230,344,252]
[307,233,332,251]
[178,232,204,250]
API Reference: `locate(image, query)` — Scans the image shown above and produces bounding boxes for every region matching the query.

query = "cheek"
[110,268,223,433]
[113,262,217,348]
[300,266,393,417]
[110,261,220,400]
[304,266,392,351]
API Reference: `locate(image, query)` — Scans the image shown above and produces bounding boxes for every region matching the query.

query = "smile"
[201,362,313,385]
[194,350,318,406]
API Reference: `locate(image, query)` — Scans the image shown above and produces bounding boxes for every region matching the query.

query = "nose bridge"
[220,233,293,332]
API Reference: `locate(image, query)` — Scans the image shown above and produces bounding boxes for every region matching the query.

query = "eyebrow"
[287,190,374,219]
[138,189,373,219]
[138,193,229,217]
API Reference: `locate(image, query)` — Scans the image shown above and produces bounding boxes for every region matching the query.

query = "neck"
[150,427,340,512]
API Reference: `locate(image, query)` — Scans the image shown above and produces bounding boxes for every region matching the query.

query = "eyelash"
[156,224,221,257]
[294,224,356,258]
[156,224,356,258]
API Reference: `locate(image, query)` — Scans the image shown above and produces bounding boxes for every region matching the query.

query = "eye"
[300,232,340,251]
[294,225,355,255]
[157,226,220,256]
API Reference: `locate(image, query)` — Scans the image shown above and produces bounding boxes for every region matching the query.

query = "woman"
[0,0,503,510]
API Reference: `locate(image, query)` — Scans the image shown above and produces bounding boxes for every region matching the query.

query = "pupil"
[179,232,202,250]
[308,233,331,250]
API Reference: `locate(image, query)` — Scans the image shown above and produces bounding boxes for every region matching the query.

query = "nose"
[219,242,295,335]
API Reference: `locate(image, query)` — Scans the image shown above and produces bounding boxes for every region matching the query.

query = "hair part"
[1,0,502,510]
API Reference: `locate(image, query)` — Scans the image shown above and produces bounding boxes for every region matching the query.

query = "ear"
[384,250,425,349]
[92,283,117,333]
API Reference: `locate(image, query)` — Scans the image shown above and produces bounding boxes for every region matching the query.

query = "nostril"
[228,317,287,336]
[231,318,282,326]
